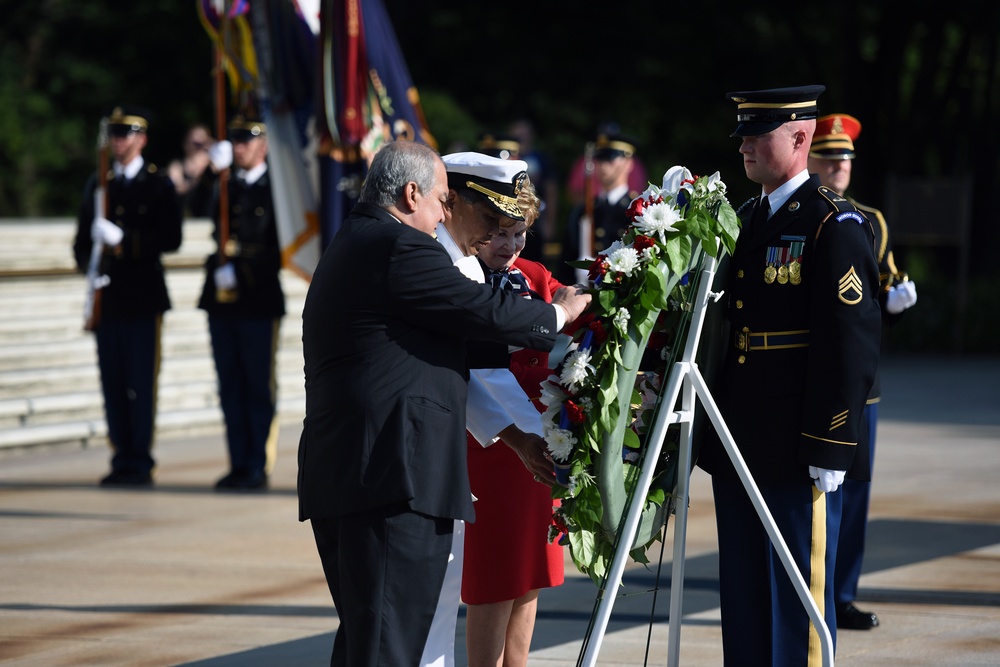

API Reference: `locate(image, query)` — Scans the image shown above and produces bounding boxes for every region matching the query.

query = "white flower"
[632,185,662,206]
[613,307,630,334]
[545,427,577,462]
[603,239,624,257]
[705,171,725,194]
[639,244,658,262]
[661,165,694,199]
[539,375,568,409]
[606,246,641,276]
[633,201,682,241]
[560,349,595,392]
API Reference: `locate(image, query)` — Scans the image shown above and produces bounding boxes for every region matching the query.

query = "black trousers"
[311,504,453,666]
[96,315,161,475]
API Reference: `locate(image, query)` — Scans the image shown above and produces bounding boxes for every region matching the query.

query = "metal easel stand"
[580,254,835,667]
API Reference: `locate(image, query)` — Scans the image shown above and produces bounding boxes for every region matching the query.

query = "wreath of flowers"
[541,166,739,584]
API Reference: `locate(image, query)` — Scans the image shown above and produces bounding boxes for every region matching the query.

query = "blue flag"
[317,0,436,248]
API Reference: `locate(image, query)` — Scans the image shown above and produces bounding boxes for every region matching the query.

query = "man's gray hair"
[360,141,440,208]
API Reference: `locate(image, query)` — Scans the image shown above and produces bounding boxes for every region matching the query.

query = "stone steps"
[0,218,309,451]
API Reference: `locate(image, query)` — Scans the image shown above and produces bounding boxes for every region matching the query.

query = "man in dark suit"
[697,86,882,665]
[73,104,183,487]
[298,140,590,667]
[198,116,284,491]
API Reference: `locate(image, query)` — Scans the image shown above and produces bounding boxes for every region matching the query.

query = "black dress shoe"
[215,472,240,489]
[837,602,879,630]
[215,471,268,492]
[100,471,153,487]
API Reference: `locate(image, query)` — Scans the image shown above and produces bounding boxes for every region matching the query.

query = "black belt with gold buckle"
[735,328,810,352]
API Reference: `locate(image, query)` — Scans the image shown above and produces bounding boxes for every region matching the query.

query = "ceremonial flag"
[317,0,436,247]
[197,0,322,279]
[249,0,322,279]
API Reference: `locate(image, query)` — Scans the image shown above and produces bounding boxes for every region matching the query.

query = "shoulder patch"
[836,211,865,224]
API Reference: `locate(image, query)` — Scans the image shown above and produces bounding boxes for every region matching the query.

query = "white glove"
[214,263,237,290]
[91,217,124,246]
[809,466,846,493]
[885,279,917,314]
[208,140,233,171]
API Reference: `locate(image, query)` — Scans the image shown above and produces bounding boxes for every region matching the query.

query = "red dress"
[462,258,566,604]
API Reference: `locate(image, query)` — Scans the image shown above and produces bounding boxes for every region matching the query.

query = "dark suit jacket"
[298,203,559,523]
[698,175,881,484]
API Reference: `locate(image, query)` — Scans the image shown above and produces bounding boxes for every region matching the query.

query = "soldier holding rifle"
[73,105,183,487]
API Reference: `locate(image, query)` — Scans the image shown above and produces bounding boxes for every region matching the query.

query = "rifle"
[83,119,110,332]
[575,141,596,285]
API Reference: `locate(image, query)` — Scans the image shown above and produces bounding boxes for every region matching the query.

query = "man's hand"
[209,140,233,172]
[885,279,917,314]
[551,285,592,329]
[809,465,846,493]
[91,217,123,246]
[499,424,556,488]
[214,263,237,291]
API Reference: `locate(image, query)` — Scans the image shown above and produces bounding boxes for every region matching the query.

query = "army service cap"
[810,113,862,160]
[442,151,530,221]
[726,85,826,137]
[477,132,521,160]
[106,105,151,137]
[593,131,637,160]
[228,116,267,142]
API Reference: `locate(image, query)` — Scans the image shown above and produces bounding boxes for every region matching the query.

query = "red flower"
[564,399,586,424]
[633,235,655,252]
[587,256,608,281]
[626,196,647,222]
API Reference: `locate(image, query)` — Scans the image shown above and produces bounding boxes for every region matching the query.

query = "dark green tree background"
[1,1,997,352]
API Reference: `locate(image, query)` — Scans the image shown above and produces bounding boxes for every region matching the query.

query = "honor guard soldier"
[73,105,183,487]
[558,130,640,284]
[808,113,917,631]
[697,86,882,665]
[198,116,285,491]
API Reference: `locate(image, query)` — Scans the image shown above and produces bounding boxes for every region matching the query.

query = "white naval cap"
[442,151,530,220]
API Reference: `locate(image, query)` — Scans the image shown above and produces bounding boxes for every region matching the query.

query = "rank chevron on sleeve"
[838,265,864,304]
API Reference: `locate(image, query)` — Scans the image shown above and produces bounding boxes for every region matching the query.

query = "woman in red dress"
[463,182,567,666]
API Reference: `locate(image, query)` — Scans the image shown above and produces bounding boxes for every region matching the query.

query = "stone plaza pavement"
[1,355,998,666]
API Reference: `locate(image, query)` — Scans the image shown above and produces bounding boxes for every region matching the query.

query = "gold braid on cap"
[465,171,528,220]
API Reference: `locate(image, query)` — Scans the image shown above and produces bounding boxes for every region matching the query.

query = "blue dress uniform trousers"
[96,315,162,476]
[208,315,279,478]
[713,465,842,666]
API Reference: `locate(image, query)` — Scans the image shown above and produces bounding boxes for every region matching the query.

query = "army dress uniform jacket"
[298,203,560,524]
[198,170,285,318]
[73,164,183,318]
[698,174,882,485]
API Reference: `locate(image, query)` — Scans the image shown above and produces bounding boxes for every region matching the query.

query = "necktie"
[750,195,770,235]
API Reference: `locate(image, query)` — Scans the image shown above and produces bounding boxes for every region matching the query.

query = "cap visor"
[731,121,784,138]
